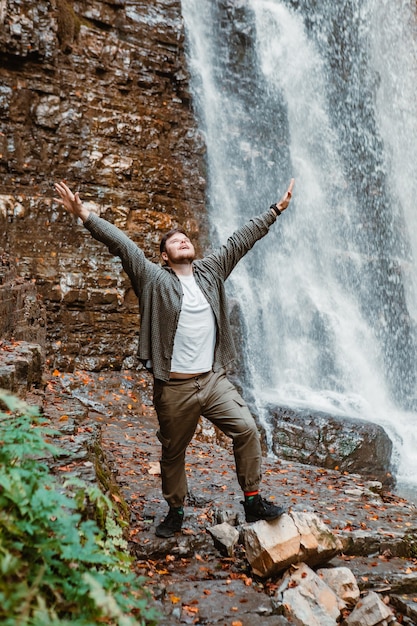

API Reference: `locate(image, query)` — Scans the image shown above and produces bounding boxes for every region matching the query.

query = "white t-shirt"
[170,273,216,373]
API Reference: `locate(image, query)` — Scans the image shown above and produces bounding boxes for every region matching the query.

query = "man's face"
[162,233,196,265]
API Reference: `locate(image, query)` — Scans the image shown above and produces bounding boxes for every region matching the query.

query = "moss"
[403,531,417,558]
[89,441,130,527]
[56,0,81,53]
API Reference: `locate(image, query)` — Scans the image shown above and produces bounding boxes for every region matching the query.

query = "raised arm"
[54,181,90,222]
[201,179,295,280]
[53,181,160,296]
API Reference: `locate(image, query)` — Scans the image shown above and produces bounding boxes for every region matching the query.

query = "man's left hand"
[272,178,295,214]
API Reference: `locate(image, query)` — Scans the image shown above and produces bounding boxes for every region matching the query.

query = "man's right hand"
[54,181,90,222]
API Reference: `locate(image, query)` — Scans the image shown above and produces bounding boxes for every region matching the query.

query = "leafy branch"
[0,390,159,626]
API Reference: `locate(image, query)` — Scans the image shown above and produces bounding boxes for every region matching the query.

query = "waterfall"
[181,0,417,496]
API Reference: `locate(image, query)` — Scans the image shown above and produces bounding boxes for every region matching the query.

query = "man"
[54,178,294,538]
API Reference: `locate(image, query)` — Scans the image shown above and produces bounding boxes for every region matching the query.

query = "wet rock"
[390,594,417,625]
[267,404,393,485]
[156,577,289,626]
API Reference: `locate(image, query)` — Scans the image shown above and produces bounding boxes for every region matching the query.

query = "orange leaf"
[169,594,181,604]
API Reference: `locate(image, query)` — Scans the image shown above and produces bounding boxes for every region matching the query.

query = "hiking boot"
[243,494,286,523]
[155,507,184,538]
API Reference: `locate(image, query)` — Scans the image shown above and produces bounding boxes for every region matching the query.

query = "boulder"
[207,521,240,557]
[273,562,344,626]
[242,511,342,578]
[0,340,44,398]
[342,590,395,626]
[266,404,393,485]
[317,566,360,606]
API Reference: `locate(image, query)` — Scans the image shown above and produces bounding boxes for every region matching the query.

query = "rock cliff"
[0,0,208,371]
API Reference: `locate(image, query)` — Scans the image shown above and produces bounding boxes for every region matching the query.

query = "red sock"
[244,490,259,501]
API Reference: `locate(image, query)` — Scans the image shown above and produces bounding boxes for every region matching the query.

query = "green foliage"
[0,390,160,626]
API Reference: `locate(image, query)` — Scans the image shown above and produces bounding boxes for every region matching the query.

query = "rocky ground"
[25,366,417,625]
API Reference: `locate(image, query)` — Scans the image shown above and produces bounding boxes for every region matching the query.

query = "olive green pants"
[153,369,262,508]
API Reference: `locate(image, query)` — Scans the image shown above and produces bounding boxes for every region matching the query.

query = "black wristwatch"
[270,204,282,216]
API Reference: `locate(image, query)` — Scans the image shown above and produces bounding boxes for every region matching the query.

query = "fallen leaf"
[169,594,181,604]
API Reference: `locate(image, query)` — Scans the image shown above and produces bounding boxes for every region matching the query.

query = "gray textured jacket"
[84,209,278,381]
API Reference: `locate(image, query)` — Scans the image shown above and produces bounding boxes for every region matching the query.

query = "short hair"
[159,228,188,254]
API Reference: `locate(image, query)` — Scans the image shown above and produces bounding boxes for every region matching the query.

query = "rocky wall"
[0,251,46,346]
[0,0,208,371]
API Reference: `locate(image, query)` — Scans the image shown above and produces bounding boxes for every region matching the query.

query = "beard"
[166,248,195,264]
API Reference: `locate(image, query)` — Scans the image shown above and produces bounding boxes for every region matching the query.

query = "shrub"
[0,390,159,626]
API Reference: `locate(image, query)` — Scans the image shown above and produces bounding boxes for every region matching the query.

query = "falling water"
[181,0,417,496]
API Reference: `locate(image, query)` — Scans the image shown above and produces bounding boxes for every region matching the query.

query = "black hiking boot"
[243,494,286,523]
[155,507,184,538]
